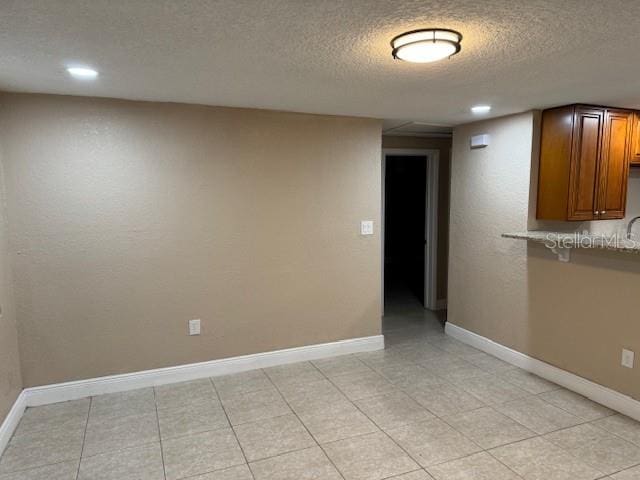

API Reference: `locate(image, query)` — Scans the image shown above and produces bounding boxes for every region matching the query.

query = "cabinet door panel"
[599,109,632,219]
[568,108,603,220]
[631,113,640,166]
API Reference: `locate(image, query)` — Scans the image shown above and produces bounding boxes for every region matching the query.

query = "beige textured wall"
[449,111,640,400]
[0,139,21,422]
[0,93,382,388]
[381,136,451,301]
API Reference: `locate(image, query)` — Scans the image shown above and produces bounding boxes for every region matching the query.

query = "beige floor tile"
[443,406,535,449]
[500,369,559,395]
[221,387,291,425]
[312,355,372,377]
[388,471,435,479]
[490,436,604,480]
[329,370,397,401]
[495,396,583,434]
[405,383,486,417]
[14,400,89,437]
[249,446,342,480]
[431,362,488,383]
[426,337,480,357]
[162,428,246,480]
[374,363,441,390]
[213,370,273,400]
[77,443,164,480]
[464,353,516,374]
[233,413,315,462]
[278,379,348,413]
[323,431,419,480]
[297,401,379,444]
[387,418,481,467]
[0,460,78,480]
[411,352,469,371]
[82,411,159,457]
[90,388,156,420]
[538,389,614,421]
[593,414,640,447]
[264,362,324,387]
[188,464,253,479]
[452,374,529,405]
[158,399,229,439]
[609,465,640,479]
[354,391,434,430]
[390,345,450,364]
[154,378,217,410]
[427,452,520,480]
[0,426,84,474]
[543,423,640,475]
[357,349,413,369]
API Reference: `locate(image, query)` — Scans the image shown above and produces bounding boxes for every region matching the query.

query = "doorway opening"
[382,149,440,316]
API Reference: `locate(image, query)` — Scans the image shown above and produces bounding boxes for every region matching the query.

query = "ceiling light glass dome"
[391,29,462,63]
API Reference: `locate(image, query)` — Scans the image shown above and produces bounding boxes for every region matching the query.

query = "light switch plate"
[622,348,635,368]
[361,220,374,235]
[189,319,201,336]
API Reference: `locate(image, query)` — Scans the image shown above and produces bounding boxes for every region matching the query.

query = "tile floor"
[2,301,640,479]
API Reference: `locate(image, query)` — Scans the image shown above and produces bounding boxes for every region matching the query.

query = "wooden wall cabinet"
[537,104,633,221]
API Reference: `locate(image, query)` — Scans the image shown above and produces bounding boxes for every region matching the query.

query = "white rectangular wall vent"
[470,134,490,149]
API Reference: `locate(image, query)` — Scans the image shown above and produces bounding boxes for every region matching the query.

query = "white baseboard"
[0,334,383,454]
[445,322,640,422]
[0,391,26,456]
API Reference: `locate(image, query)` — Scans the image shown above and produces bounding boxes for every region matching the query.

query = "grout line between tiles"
[152,388,168,480]
[313,357,431,474]
[379,467,428,479]
[605,461,640,478]
[484,443,598,480]
[264,365,347,480]
[586,417,640,449]
[78,440,160,460]
[209,378,255,480]
[73,397,92,480]
[533,390,618,421]
[0,459,82,478]
[313,348,615,478]
[0,402,92,478]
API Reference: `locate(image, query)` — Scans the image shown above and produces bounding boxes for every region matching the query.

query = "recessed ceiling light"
[66,66,98,79]
[471,105,491,114]
[391,29,462,63]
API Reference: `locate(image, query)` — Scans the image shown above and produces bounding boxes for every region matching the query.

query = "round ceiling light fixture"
[391,28,462,63]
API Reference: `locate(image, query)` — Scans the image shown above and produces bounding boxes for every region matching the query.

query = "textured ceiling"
[2,0,640,125]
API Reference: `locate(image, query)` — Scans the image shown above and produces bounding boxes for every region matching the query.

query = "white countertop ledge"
[502,231,640,261]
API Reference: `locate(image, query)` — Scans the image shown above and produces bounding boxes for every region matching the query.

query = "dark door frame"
[381,148,440,314]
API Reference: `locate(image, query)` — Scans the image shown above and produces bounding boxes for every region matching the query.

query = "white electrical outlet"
[361,220,374,235]
[621,348,635,369]
[188,319,201,336]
